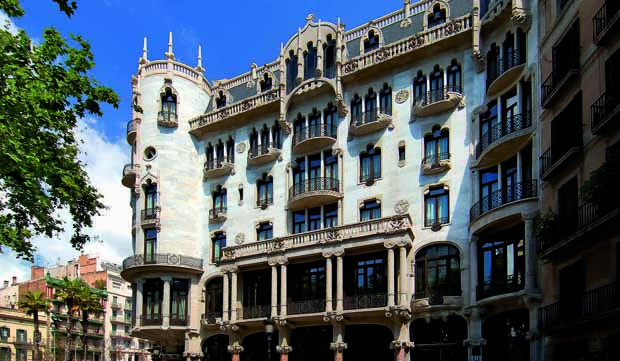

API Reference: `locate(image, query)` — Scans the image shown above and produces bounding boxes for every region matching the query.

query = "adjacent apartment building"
[120,0,546,360]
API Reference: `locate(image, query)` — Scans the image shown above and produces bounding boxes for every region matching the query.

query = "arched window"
[323,102,338,134]
[144,180,158,218]
[215,140,225,165]
[286,50,298,94]
[204,278,223,321]
[447,59,462,93]
[360,144,381,183]
[308,108,321,138]
[351,94,363,125]
[212,185,227,214]
[257,173,274,207]
[487,43,500,87]
[424,126,450,166]
[363,30,380,53]
[260,124,270,150]
[503,31,516,70]
[161,88,177,120]
[379,83,392,115]
[249,128,259,156]
[428,4,446,28]
[424,185,449,227]
[304,42,317,80]
[413,71,427,105]
[260,73,273,92]
[365,88,377,122]
[429,65,444,103]
[293,114,306,145]
[272,120,282,149]
[415,245,461,299]
[226,137,235,163]
[323,35,336,78]
[215,91,226,109]
[211,232,226,264]
[206,143,214,166]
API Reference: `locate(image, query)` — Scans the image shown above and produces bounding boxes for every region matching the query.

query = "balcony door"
[308,154,321,191]
[143,279,163,324]
[170,279,188,325]
[559,260,584,321]
[480,167,498,213]
[558,177,578,233]
[243,269,271,318]
[502,157,517,202]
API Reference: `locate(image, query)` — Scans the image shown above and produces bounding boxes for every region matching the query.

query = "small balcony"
[421,152,451,175]
[121,164,139,189]
[412,286,464,310]
[126,119,137,145]
[247,142,281,166]
[593,1,620,46]
[476,274,524,301]
[140,207,160,228]
[414,286,462,300]
[541,57,580,109]
[140,316,163,327]
[288,177,342,210]
[539,145,582,181]
[343,293,387,310]
[538,282,620,331]
[110,316,131,325]
[121,253,203,282]
[292,124,337,154]
[287,299,326,315]
[111,302,123,309]
[590,91,620,135]
[424,216,450,228]
[486,50,526,97]
[238,305,270,320]
[359,172,382,186]
[157,111,178,128]
[203,157,234,179]
[208,207,227,223]
[256,197,273,210]
[475,112,533,167]
[169,317,188,327]
[470,180,538,221]
[349,107,392,137]
[201,311,223,325]
[413,85,462,118]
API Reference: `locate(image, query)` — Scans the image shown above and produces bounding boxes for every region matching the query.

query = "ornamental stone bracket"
[329,342,347,352]
[323,312,345,323]
[463,338,487,347]
[321,246,345,258]
[471,49,486,73]
[276,345,293,354]
[511,8,531,30]
[267,254,288,267]
[390,340,412,351]
[336,94,349,117]
[227,345,244,354]
[385,306,412,322]
[319,227,342,244]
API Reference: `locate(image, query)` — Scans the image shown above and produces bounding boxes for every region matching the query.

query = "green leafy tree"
[0,0,120,261]
[18,291,49,361]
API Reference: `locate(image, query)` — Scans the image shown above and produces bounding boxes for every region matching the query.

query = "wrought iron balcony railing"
[360,172,382,184]
[240,305,270,320]
[169,317,188,326]
[486,49,526,89]
[248,142,280,158]
[539,137,582,178]
[424,216,450,228]
[205,156,235,170]
[140,316,162,327]
[590,90,620,131]
[541,50,580,106]
[476,112,532,158]
[414,85,462,106]
[202,311,223,324]
[287,299,326,315]
[157,111,178,123]
[343,293,387,310]
[415,286,462,300]
[141,207,159,222]
[593,1,620,43]
[293,124,338,145]
[470,180,538,221]
[256,198,274,208]
[422,152,450,168]
[289,177,340,199]
[476,274,524,300]
[209,207,227,219]
[351,107,392,127]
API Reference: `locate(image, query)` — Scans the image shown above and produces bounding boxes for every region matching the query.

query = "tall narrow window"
[447,59,462,93]
[478,224,525,299]
[324,35,336,78]
[206,143,214,165]
[351,94,363,125]
[503,31,516,70]
[257,174,273,207]
[324,203,338,228]
[143,279,163,323]
[144,181,157,219]
[212,232,226,264]
[215,91,226,109]
[502,88,518,134]
[360,145,381,183]
[260,125,270,150]
[413,71,427,105]
[292,157,306,197]
[480,167,499,214]
[365,88,377,122]
[427,5,446,28]
[480,100,499,153]
[364,30,380,53]
[398,144,406,161]
[161,88,177,120]
[226,137,235,163]
[429,65,444,103]
[170,279,188,325]
[249,128,259,157]
[257,222,273,241]
[308,109,321,138]
[260,73,273,92]
[424,126,449,166]
[272,120,282,149]
[293,210,306,234]
[487,44,501,87]
[360,199,381,221]
[415,245,461,298]
[379,83,392,115]
[325,151,339,190]
[293,114,305,145]
[144,229,157,263]
[304,42,317,80]
[502,157,518,203]
[286,51,299,94]
[205,278,223,321]
[0,328,9,342]
[308,206,321,231]
[308,153,321,192]
[215,141,225,165]
[212,185,227,214]
[424,186,449,226]
[324,103,338,135]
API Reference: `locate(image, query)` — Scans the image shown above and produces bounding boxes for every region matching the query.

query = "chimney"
[3,280,8,289]
[11,276,17,286]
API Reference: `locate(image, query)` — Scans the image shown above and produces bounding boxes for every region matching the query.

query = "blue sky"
[15,0,406,142]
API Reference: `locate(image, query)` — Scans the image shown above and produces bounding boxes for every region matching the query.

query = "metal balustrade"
[141,207,159,222]
[424,216,450,228]
[593,1,620,43]
[249,142,280,158]
[289,177,340,199]
[359,172,382,184]
[475,112,532,158]
[202,311,223,324]
[122,253,203,270]
[209,207,227,219]
[287,299,326,315]
[476,274,524,300]
[470,180,538,221]
[414,287,462,300]
[414,85,462,106]
[240,305,271,320]
[590,91,620,131]
[343,293,387,310]
[140,316,163,327]
[486,50,526,89]
[205,156,235,170]
[293,124,338,145]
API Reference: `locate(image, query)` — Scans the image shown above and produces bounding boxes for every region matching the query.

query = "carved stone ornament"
[400,17,412,28]
[236,142,246,154]
[220,264,238,274]
[428,292,445,305]
[276,346,293,354]
[330,342,347,352]
[395,89,409,104]
[227,345,244,354]
[268,255,288,266]
[235,233,245,244]
[386,216,407,234]
[390,340,412,350]
[322,246,345,258]
[394,200,409,215]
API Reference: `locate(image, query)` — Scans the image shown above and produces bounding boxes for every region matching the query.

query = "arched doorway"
[289,326,332,361]
[482,309,529,361]
[202,335,231,361]
[344,325,392,361]
[410,316,468,361]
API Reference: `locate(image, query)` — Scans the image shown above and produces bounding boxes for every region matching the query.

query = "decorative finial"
[195,44,204,72]
[140,37,148,64]
[165,32,175,60]
[306,13,315,24]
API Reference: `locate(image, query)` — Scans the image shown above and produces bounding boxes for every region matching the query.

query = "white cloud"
[0,120,132,283]
[0,11,19,34]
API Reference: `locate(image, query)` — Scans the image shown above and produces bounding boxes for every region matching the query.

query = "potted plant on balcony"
[580,154,620,212]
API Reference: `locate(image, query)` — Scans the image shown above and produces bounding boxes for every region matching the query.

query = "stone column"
[227,345,244,361]
[336,254,344,312]
[280,261,288,317]
[470,237,478,304]
[271,265,279,318]
[231,271,238,321]
[222,273,230,321]
[523,213,537,291]
[385,244,396,307]
[399,246,408,306]
[161,276,172,328]
[330,342,346,361]
[276,346,292,361]
[135,280,144,327]
[325,256,333,312]
[391,341,412,361]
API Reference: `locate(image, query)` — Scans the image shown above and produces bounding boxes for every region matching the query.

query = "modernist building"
[120,0,541,360]
[536,0,620,360]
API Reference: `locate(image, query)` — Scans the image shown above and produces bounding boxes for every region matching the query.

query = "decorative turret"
[195,45,205,73]
[140,37,148,64]
[165,32,175,60]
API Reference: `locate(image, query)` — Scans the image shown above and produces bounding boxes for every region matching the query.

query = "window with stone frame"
[360,145,381,184]
[257,222,273,241]
[424,186,449,227]
[160,88,177,119]
[363,30,380,53]
[211,232,226,264]
[424,126,449,167]
[360,199,381,221]
[144,228,157,264]
[215,90,226,109]
[415,245,461,299]
[260,73,273,92]
[205,278,223,321]
[257,173,274,208]
[428,4,447,28]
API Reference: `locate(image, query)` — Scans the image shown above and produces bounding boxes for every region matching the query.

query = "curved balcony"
[475,112,533,168]
[126,119,137,145]
[140,207,160,228]
[486,51,526,98]
[288,177,341,210]
[412,287,463,311]
[349,107,392,137]
[292,124,337,154]
[470,180,538,222]
[120,253,203,282]
[413,86,463,118]
[121,164,139,188]
[203,157,234,179]
[157,111,178,128]
[208,207,227,223]
[421,152,451,175]
[476,275,524,301]
[247,142,281,166]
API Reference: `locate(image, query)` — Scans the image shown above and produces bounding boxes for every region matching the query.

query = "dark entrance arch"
[241,331,279,361]
[344,325,392,361]
[289,326,332,361]
[410,316,468,361]
[202,335,231,361]
[482,309,529,361]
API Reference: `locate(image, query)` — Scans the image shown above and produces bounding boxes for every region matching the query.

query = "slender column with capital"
[398,247,408,306]
[336,256,343,312]
[228,345,244,361]
[161,276,172,327]
[470,239,478,305]
[231,272,238,321]
[222,273,230,321]
[272,266,278,318]
[277,346,292,361]
[524,215,537,291]
[387,247,395,307]
[325,256,333,312]
[280,263,288,317]
[135,280,144,327]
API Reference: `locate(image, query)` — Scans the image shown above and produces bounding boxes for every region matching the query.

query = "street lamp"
[263,317,274,361]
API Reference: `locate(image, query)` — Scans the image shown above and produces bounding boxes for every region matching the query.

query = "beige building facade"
[0,306,49,361]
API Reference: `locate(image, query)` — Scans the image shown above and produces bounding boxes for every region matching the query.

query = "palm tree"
[18,291,49,361]
[56,277,87,361]
[78,289,103,361]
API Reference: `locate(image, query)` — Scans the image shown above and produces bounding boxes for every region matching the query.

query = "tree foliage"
[18,290,48,361]
[0,0,119,261]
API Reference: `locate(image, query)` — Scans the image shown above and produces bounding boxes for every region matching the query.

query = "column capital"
[322,246,344,258]
[220,265,239,274]
[329,342,347,352]
[276,345,293,354]
[268,255,288,266]
[390,340,412,351]
[160,276,173,282]
[227,345,244,354]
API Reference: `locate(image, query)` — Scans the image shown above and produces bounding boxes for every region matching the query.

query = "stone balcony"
[208,207,227,223]
[412,86,463,118]
[349,108,392,137]
[288,177,342,210]
[120,253,203,282]
[486,50,526,98]
[421,152,451,175]
[121,164,139,188]
[126,119,138,145]
[292,124,337,154]
[247,142,282,166]
[157,111,178,128]
[203,157,235,179]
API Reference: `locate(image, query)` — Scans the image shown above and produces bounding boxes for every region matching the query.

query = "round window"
[144,146,157,161]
